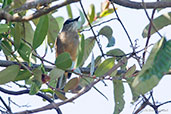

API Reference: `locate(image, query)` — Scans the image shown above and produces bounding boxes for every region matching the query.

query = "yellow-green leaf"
[66,4,73,18]
[95,58,115,77]
[88,4,95,24]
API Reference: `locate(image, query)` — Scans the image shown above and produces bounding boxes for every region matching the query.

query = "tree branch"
[13,58,127,114]
[13,0,58,13]
[0,87,62,114]
[110,0,171,9]
[0,0,80,22]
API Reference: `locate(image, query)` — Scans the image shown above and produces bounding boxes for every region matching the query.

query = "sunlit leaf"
[101,0,110,11]
[95,58,115,77]
[88,4,95,23]
[64,77,79,92]
[100,8,115,18]
[55,52,72,70]
[132,38,171,95]
[142,12,171,38]
[75,34,85,68]
[0,24,9,33]
[66,4,73,18]
[113,80,125,114]
[33,15,49,49]
[47,14,59,49]
[0,65,20,84]
[107,48,127,70]
[99,26,115,47]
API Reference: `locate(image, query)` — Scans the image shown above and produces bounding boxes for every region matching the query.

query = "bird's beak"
[73,16,80,21]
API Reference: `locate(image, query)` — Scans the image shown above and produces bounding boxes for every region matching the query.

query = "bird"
[55,16,80,89]
[55,16,80,61]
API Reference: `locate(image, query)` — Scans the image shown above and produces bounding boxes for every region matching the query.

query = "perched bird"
[55,16,80,61]
[55,16,80,89]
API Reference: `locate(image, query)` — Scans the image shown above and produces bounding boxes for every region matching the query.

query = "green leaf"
[107,36,115,47]
[18,42,32,62]
[99,26,115,47]
[33,15,49,49]
[132,38,171,95]
[95,58,115,77]
[0,40,12,56]
[64,77,79,92]
[29,68,42,95]
[11,23,24,50]
[56,17,64,30]
[75,34,85,68]
[78,9,85,29]
[55,52,72,70]
[54,90,67,100]
[88,4,95,24]
[0,65,20,84]
[29,80,41,95]
[66,5,73,18]
[142,12,171,38]
[90,53,95,76]
[125,64,136,78]
[24,22,34,45]
[0,24,9,33]
[2,0,12,8]
[107,48,127,70]
[14,70,32,81]
[47,14,59,48]
[49,68,64,88]
[100,8,115,18]
[113,80,125,114]
[81,37,95,66]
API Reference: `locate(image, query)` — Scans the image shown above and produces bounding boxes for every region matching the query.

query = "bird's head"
[61,16,80,32]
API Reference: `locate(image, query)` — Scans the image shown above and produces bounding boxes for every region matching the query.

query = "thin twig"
[79,1,105,57]
[0,87,62,114]
[110,1,135,52]
[142,0,158,65]
[0,96,12,114]
[80,18,118,32]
